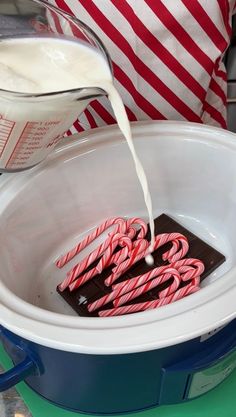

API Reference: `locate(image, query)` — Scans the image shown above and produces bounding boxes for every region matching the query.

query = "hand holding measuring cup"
[0,0,112,172]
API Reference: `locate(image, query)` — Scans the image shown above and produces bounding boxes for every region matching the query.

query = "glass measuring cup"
[0,0,112,172]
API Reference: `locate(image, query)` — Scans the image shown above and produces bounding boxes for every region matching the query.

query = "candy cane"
[162,239,179,262]
[59,234,115,292]
[68,265,98,292]
[112,265,179,292]
[96,234,133,273]
[88,267,179,312]
[107,233,189,287]
[113,270,181,307]
[126,218,148,239]
[61,229,128,291]
[68,235,134,292]
[59,240,109,291]
[127,226,137,239]
[152,233,189,262]
[104,238,149,286]
[102,228,137,269]
[170,258,205,280]
[56,217,127,268]
[99,284,200,317]
[87,276,145,312]
[65,238,136,293]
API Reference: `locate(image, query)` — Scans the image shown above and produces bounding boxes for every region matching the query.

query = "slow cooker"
[0,121,235,414]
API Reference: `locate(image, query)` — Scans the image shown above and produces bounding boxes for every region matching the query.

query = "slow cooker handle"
[0,356,36,392]
[0,326,39,392]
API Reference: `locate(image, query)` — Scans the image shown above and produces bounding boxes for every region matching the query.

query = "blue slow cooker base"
[1,319,236,414]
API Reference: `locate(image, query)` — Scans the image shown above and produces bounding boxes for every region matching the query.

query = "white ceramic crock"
[0,121,235,355]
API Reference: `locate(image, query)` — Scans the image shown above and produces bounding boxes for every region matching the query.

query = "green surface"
[1,345,236,417]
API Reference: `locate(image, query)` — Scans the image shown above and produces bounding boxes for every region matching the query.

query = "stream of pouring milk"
[0,36,155,254]
[106,85,155,259]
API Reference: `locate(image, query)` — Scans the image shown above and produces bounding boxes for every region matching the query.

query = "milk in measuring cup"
[0,35,155,248]
[0,36,111,171]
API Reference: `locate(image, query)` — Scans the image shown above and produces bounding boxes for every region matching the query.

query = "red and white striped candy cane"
[126,218,148,239]
[56,217,127,268]
[112,265,179,292]
[162,239,179,262]
[87,274,145,312]
[170,258,205,280]
[106,227,137,267]
[68,265,98,292]
[61,230,128,291]
[59,238,111,292]
[112,222,146,265]
[88,267,179,312]
[96,234,133,273]
[109,234,189,286]
[104,238,149,286]
[152,233,189,263]
[158,275,182,298]
[67,236,134,292]
[99,284,200,317]
[127,226,137,240]
[68,235,137,293]
[113,269,181,307]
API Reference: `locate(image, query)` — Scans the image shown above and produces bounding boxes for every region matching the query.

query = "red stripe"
[181,0,228,52]
[52,2,163,120]
[209,79,226,104]
[73,119,85,132]
[84,109,98,128]
[214,57,227,81]
[217,0,232,38]
[90,100,116,125]
[113,0,206,103]
[145,0,213,76]
[52,0,89,41]
[203,102,226,128]
[79,0,201,122]
[113,63,165,120]
[124,106,137,122]
[54,0,73,15]
[54,1,153,122]
[49,9,63,34]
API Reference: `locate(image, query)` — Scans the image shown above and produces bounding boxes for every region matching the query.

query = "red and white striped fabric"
[48,0,236,133]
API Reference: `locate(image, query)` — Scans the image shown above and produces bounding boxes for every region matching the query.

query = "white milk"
[0,36,154,248]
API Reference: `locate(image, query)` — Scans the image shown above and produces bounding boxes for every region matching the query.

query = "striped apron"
[48,0,236,133]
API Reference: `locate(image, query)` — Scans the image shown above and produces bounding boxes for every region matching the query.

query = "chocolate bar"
[57,214,225,317]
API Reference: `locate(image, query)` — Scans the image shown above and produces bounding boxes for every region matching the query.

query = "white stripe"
[201,110,223,128]
[88,95,117,123]
[65,0,184,119]
[78,112,92,129]
[198,0,229,43]
[46,7,58,32]
[93,0,201,114]
[167,1,228,58]
[69,126,79,135]
[127,0,211,88]
[109,0,205,113]
[85,105,108,127]
[115,79,151,120]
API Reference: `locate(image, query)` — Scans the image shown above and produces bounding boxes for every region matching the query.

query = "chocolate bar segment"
[57,214,225,317]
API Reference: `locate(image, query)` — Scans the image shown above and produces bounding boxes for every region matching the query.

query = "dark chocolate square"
[57,214,225,317]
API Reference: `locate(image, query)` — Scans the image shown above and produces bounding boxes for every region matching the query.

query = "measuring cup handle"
[0,326,40,392]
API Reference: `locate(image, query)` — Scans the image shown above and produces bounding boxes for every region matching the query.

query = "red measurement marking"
[6,122,31,167]
[0,117,16,157]
[6,120,61,168]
